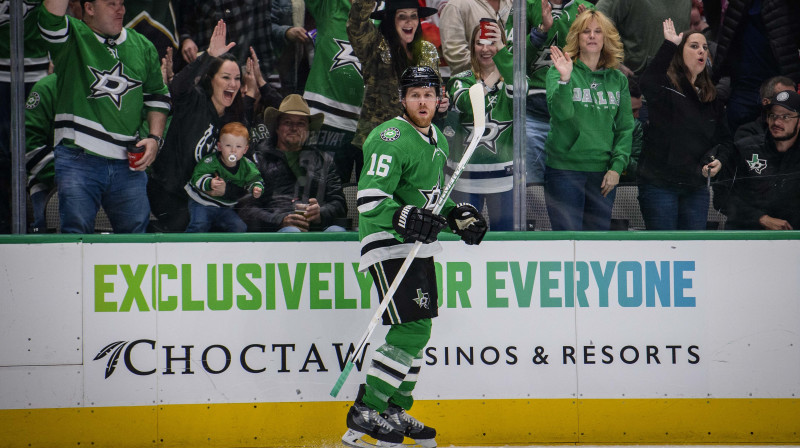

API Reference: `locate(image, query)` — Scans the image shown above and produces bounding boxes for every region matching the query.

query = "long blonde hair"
[563,10,624,70]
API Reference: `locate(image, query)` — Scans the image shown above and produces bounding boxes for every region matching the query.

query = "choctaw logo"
[380,127,400,142]
[94,341,133,378]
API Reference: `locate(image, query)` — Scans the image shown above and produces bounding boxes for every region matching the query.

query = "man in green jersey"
[40,0,170,233]
[342,66,487,448]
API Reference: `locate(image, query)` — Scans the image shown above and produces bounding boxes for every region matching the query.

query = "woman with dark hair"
[545,9,633,231]
[637,19,733,230]
[347,0,449,152]
[147,20,281,232]
[446,21,523,231]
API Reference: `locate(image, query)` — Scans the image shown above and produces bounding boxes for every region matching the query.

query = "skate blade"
[401,439,436,448]
[342,429,402,448]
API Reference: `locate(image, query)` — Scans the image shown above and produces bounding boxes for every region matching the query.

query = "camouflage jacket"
[346,0,440,148]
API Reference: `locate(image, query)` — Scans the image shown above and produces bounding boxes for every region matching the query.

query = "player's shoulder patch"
[380,127,401,142]
[26,92,41,110]
[203,156,214,163]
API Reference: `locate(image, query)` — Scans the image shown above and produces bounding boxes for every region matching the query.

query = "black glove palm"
[393,205,448,244]
[447,203,488,245]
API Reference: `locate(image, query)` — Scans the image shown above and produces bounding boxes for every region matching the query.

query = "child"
[185,122,264,232]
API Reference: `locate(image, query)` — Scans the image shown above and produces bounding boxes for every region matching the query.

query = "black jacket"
[638,40,733,189]
[237,143,347,231]
[725,133,800,229]
[712,0,800,84]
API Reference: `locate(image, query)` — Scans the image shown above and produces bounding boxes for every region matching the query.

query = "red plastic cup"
[479,18,497,41]
[127,143,145,171]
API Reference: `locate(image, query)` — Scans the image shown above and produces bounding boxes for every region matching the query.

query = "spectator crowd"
[2,0,800,234]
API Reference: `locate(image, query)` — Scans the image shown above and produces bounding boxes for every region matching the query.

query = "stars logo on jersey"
[88,62,143,110]
[419,172,443,209]
[331,38,363,76]
[0,1,37,27]
[413,288,430,309]
[463,114,511,155]
[747,154,767,174]
[380,127,400,142]
[532,32,559,72]
[25,92,41,110]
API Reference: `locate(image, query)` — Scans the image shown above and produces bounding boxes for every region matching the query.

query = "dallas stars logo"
[413,288,430,309]
[747,154,767,174]
[419,172,443,209]
[463,114,512,155]
[25,92,41,110]
[0,1,37,27]
[88,62,142,110]
[331,38,362,76]
[533,33,559,72]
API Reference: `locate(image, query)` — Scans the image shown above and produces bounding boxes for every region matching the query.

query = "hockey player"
[342,66,488,448]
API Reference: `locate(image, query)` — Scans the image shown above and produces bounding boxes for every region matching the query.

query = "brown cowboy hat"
[263,94,324,135]
[370,0,438,20]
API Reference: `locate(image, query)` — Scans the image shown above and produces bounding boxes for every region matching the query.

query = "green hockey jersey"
[187,153,264,208]
[446,46,527,194]
[24,72,56,193]
[0,0,49,83]
[302,0,364,133]
[357,117,456,271]
[38,8,171,159]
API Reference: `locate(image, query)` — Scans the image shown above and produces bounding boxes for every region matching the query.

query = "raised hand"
[207,19,236,57]
[541,0,553,32]
[248,47,267,87]
[243,58,259,100]
[160,46,174,84]
[550,45,573,82]
[663,18,683,46]
[486,21,505,52]
[180,38,198,63]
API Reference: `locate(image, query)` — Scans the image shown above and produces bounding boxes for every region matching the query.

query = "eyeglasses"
[767,113,799,122]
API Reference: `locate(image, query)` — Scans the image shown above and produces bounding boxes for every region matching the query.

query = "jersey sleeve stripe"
[143,93,172,111]
[38,20,69,43]
[356,188,391,213]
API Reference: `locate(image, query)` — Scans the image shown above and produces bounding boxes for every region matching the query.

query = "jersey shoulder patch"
[380,127,401,142]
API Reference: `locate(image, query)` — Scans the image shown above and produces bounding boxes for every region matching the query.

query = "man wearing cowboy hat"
[724,90,800,230]
[237,94,348,232]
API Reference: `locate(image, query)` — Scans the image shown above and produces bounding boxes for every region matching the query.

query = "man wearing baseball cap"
[724,89,800,230]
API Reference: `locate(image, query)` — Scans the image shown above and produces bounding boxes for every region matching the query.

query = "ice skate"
[382,404,437,447]
[342,399,404,448]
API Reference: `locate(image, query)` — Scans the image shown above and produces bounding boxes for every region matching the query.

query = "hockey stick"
[331,82,486,397]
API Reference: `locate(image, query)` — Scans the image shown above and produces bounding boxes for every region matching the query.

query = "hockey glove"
[393,205,448,244]
[447,203,488,245]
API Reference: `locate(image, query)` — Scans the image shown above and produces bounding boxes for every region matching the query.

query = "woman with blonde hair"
[544,10,634,231]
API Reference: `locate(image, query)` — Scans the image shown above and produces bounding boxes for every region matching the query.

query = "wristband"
[148,134,164,151]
